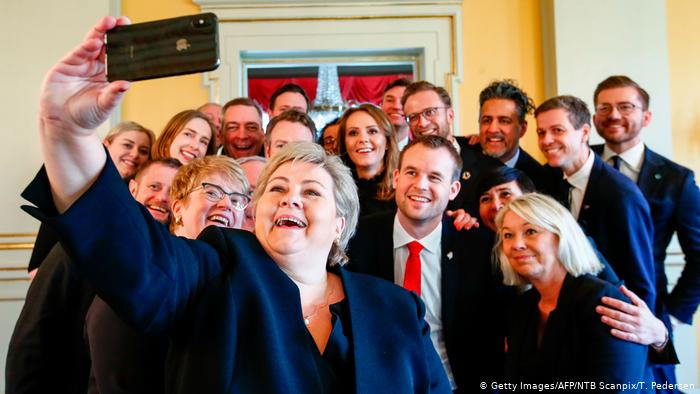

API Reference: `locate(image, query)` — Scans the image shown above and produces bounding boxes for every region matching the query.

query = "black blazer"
[21,162,450,394]
[464,141,552,192]
[7,244,94,394]
[346,211,514,392]
[506,274,648,388]
[449,136,503,215]
[545,154,656,309]
[591,144,700,325]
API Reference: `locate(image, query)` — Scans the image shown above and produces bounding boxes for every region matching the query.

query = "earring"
[174,216,183,226]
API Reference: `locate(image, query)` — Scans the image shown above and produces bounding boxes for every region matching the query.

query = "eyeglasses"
[191,182,250,211]
[405,106,449,124]
[595,103,643,115]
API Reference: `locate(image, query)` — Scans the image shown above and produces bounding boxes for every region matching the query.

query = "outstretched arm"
[39,16,130,213]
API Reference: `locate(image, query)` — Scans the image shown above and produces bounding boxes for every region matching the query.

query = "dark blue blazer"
[545,154,656,308]
[506,274,648,388]
[21,162,450,394]
[346,211,514,393]
[592,144,700,324]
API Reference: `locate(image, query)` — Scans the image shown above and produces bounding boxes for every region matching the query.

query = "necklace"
[303,276,338,326]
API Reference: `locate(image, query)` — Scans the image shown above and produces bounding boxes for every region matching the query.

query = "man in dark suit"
[465,80,551,191]
[534,95,656,309]
[591,75,699,391]
[401,81,502,215]
[7,159,180,394]
[347,135,512,393]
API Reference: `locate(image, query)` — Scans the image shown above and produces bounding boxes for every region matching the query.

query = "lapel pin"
[583,205,590,210]
[447,251,453,260]
[461,171,471,181]
[654,173,662,180]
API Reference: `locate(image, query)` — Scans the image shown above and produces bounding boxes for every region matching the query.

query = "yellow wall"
[667,0,700,176]
[120,0,205,134]
[459,0,545,161]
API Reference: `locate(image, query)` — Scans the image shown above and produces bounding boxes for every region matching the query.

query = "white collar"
[601,142,645,172]
[565,150,595,191]
[393,214,442,255]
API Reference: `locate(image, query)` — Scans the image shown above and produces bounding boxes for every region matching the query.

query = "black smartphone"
[106,13,220,82]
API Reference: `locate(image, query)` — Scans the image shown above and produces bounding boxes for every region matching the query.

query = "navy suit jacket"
[592,144,700,324]
[545,154,656,308]
[506,274,647,388]
[21,162,450,394]
[346,211,514,392]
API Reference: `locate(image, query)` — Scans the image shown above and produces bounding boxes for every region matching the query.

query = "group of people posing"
[7,16,700,394]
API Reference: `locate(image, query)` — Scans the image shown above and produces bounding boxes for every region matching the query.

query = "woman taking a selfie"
[22,16,449,393]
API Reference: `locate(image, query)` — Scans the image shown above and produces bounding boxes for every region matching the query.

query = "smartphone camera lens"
[193,16,211,28]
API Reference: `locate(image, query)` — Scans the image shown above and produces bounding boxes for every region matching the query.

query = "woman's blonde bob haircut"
[104,121,156,147]
[253,142,359,266]
[169,155,250,233]
[494,193,603,286]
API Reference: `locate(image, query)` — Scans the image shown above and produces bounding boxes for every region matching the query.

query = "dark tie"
[555,178,573,209]
[404,241,423,296]
[611,155,622,170]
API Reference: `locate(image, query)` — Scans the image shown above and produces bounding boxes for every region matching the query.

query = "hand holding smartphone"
[106,13,220,82]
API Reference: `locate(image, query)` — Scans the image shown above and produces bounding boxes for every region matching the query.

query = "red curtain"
[248,73,412,112]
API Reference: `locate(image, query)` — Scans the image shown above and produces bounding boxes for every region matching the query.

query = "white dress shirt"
[392,215,455,389]
[564,150,595,220]
[601,142,645,184]
[503,147,520,168]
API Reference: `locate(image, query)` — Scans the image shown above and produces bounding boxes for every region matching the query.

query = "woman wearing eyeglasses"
[22,17,449,393]
[85,155,250,393]
[337,103,399,217]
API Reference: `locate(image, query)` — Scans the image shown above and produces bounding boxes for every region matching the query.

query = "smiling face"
[129,163,178,224]
[105,130,151,179]
[168,118,212,165]
[593,87,651,152]
[403,90,454,139]
[344,110,388,178]
[265,120,314,158]
[254,161,344,266]
[381,85,408,131]
[500,210,564,284]
[536,108,590,176]
[479,98,527,162]
[479,180,524,231]
[394,144,460,232]
[171,173,246,239]
[223,105,264,159]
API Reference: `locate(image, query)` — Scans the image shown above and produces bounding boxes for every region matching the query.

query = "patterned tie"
[611,155,622,170]
[403,241,423,295]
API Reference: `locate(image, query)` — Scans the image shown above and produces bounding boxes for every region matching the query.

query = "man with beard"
[347,135,512,393]
[7,159,180,394]
[401,81,502,215]
[591,76,698,392]
[467,80,551,190]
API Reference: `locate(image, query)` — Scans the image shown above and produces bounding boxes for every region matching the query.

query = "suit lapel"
[440,220,459,346]
[578,156,603,229]
[637,146,664,198]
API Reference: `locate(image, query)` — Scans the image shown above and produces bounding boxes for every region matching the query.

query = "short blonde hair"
[169,156,249,233]
[253,142,359,266]
[493,193,603,286]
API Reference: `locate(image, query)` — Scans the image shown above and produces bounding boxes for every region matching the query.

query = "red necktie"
[403,241,423,295]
